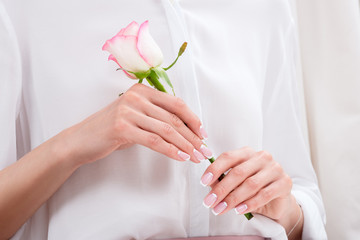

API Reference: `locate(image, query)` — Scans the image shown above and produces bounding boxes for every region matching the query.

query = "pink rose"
[102,21,163,79]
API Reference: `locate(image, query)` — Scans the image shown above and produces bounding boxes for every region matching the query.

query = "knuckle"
[232,166,245,177]
[147,134,161,147]
[241,146,252,151]
[226,194,240,206]
[114,119,128,133]
[272,162,282,172]
[190,132,201,145]
[240,146,256,159]
[129,83,144,91]
[162,123,174,135]
[174,97,186,110]
[214,184,227,197]
[117,105,131,117]
[123,90,141,103]
[246,177,259,190]
[262,188,273,201]
[241,146,254,154]
[192,118,202,129]
[183,142,194,154]
[258,150,272,161]
[167,143,177,157]
[249,198,258,210]
[170,114,183,128]
[219,151,234,160]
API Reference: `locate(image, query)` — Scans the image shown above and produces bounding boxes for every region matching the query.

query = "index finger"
[138,84,206,140]
[200,147,256,187]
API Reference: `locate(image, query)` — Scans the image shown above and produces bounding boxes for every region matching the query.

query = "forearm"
[0,134,80,239]
[276,194,304,240]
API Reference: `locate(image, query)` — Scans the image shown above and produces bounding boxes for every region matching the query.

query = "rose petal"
[108,54,136,79]
[117,28,125,36]
[105,35,151,73]
[136,20,163,67]
[121,21,139,36]
[102,22,140,51]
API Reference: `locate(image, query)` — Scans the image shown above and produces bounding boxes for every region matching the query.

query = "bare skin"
[0,84,303,239]
[202,147,303,240]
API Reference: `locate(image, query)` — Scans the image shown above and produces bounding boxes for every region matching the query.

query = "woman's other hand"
[200,147,303,239]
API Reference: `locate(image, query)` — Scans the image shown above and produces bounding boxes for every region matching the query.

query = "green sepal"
[152,67,175,95]
[116,68,151,80]
[146,70,167,93]
[133,71,151,79]
[146,78,154,86]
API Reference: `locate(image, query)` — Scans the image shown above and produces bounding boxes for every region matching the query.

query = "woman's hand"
[60,83,210,166]
[0,83,211,239]
[200,147,303,239]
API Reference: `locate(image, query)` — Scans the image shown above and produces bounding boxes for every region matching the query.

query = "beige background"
[293,0,360,239]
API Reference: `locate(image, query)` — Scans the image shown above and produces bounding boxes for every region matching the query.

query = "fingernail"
[178,150,190,161]
[235,204,248,214]
[203,193,217,208]
[199,125,208,140]
[212,201,228,215]
[193,149,206,162]
[200,172,213,187]
[200,145,213,159]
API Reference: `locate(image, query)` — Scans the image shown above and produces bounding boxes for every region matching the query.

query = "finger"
[210,166,279,215]
[127,125,190,162]
[140,85,205,140]
[141,101,207,159]
[235,175,292,216]
[134,113,203,163]
[202,156,263,208]
[200,147,256,187]
[117,92,205,162]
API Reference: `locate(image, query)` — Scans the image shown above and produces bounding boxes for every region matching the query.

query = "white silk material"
[0,0,326,239]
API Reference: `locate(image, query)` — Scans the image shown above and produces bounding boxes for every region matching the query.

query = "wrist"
[276,194,303,240]
[48,129,84,171]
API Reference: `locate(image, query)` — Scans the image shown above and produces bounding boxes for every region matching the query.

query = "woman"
[0,0,326,239]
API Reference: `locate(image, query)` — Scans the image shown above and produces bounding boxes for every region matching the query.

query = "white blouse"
[0,0,326,239]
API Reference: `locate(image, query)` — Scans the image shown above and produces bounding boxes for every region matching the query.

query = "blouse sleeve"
[261,22,327,239]
[0,2,23,170]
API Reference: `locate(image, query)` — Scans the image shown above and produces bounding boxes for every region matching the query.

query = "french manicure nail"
[200,145,213,159]
[199,125,208,140]
[203,193,217,208]
[200,172,213,187]
[194,149,206,162]
[178,150,190,161]
[235,204,248,215]
[212,201,228,215]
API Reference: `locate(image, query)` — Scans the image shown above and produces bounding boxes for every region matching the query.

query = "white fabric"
[296,0,360,239]
[0,0,326,239]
